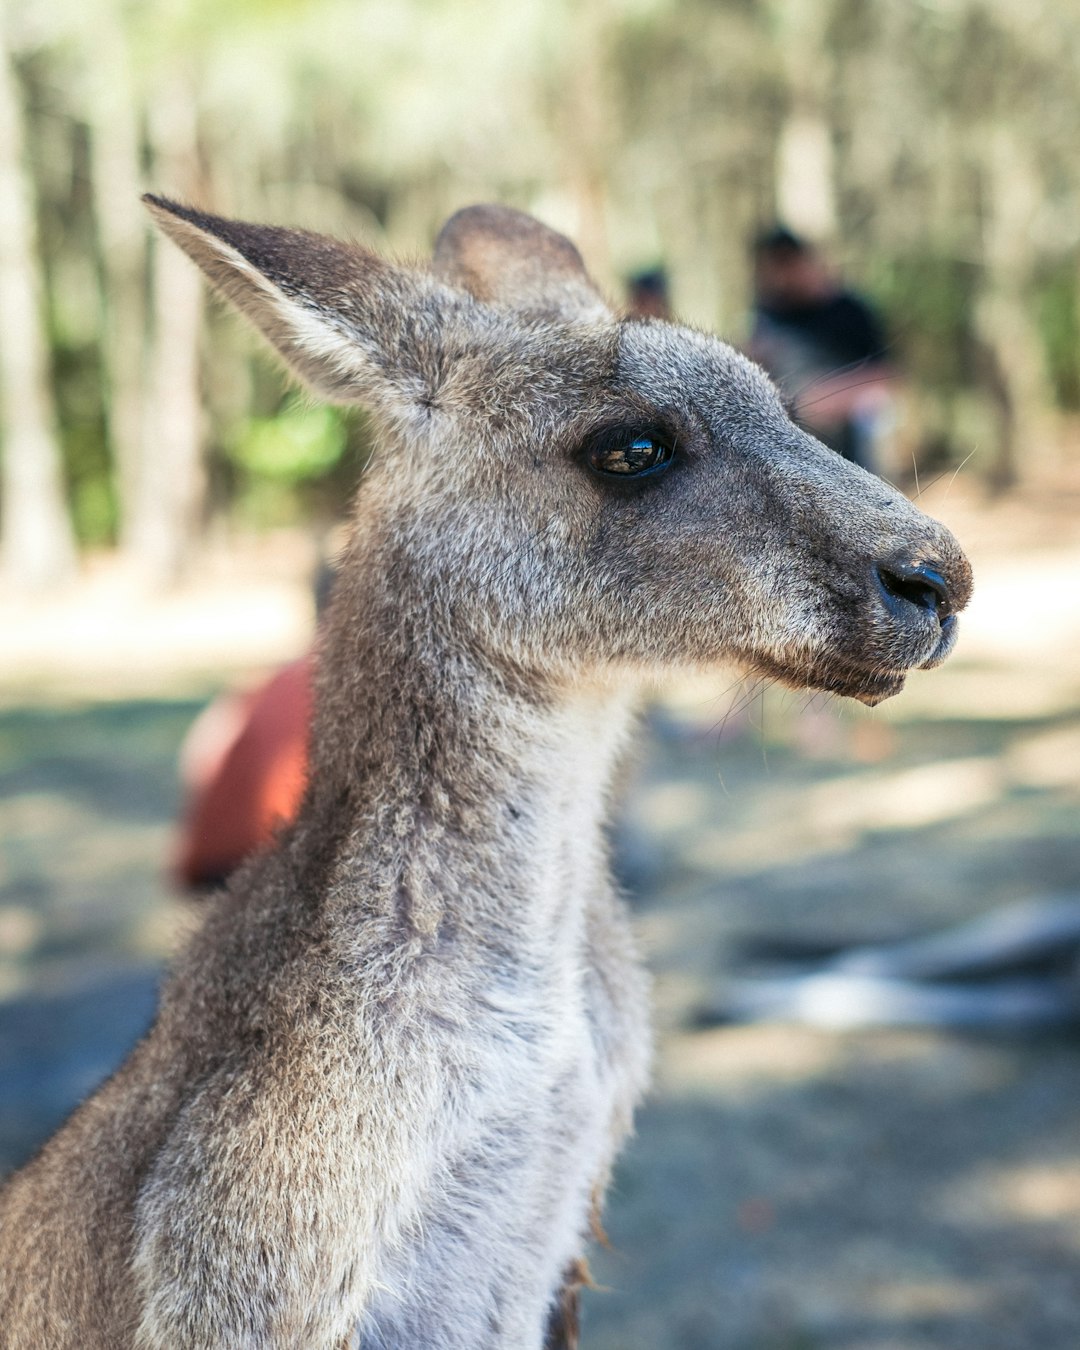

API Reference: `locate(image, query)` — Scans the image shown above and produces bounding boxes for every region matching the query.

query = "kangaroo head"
[145,197,971,705]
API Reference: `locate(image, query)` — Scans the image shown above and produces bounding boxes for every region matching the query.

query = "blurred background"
[2,0,1080,1346]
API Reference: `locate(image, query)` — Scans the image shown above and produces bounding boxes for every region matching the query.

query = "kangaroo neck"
[300,547,638,945]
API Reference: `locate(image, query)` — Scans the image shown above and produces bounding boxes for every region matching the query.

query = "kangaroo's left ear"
[144,195,465,417]
[432,204,611,324]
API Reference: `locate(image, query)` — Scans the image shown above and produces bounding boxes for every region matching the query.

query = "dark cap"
[752,225,809,256]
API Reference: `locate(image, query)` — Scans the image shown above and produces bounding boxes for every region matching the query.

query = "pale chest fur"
[359,884,650,1349]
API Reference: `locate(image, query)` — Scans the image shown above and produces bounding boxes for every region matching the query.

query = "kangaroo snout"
[874,513,973,664]
[742,464,974,707]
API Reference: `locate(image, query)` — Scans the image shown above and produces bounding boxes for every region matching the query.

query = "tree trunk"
[772,0,836,243]
[129,75,204,587]
[86,13,147,555]
[560,1,613,286]
[0,34,77,591]
[975,126,1056,488]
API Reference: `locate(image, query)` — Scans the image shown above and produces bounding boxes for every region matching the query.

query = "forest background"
[3,0,1079,594]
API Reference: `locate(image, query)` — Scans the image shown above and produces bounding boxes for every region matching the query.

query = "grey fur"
[0,199,971,1349]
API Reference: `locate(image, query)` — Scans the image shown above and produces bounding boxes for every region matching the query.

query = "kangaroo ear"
[432,204,610,324]
[143,195,455,412]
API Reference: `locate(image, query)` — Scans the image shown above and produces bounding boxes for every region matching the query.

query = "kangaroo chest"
[356,895,649,1350]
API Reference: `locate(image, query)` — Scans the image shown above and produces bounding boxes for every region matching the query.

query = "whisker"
[708,675,765,742]
[701,676,749,742]
[794,372,891,416]
[944,448,976,498]
[940,447,978,500]
[784,335,903,408]
[913,446,977,501]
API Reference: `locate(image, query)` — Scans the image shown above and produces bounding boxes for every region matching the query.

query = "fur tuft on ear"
[143,195,461,414]
[432,204,610,324]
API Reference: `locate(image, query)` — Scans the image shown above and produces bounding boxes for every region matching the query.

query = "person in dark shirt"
[749,226,894,472]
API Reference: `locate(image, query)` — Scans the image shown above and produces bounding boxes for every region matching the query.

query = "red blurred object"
[174,654,314,890]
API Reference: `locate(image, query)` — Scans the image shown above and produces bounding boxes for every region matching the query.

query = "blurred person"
[173,565,334,891]
[749,226,894,474]
[174,653,313,891]
[626,265,672,320]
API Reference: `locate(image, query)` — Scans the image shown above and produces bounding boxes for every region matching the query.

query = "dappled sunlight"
[0,706,192,1002]
[993,1166,1080,1228]
[632,779,713,835]
[0,906,41,959]
[944,1161,1080,1234]
[953,551,1080,667]
[804,755,1002,836]
[660,1024,843,1099]
[867,1277,988,1320]
[1008,722,1080,791]
[1,791,169,900]
[590,1024,1080,1350]
[889,663,1080,721]
[677,755,1007,876]
[800,1269,992,1332]
[1,791,94,850]
[641,688,1080,887]
[0,543,314,702]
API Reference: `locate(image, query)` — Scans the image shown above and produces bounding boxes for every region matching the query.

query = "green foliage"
[867,254,979,391]
[215,390,372,529]
[51,341,117,547]
[1035,265,1080,411]
[227,397,348,484]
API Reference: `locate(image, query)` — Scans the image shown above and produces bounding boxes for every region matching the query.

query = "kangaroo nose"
[876,560,953,621]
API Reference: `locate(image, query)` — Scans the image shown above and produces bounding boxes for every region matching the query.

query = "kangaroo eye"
[587,430,675,479]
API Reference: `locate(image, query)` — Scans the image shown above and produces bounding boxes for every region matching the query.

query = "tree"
[0,28,76,590]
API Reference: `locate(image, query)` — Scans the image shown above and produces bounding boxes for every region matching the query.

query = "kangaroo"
[0,198,971,1349]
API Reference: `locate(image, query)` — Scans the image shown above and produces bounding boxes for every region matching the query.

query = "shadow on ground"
[0,966,159,1171]
[585,1032,1080,1349]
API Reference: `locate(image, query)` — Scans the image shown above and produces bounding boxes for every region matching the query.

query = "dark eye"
[585,428,676,479]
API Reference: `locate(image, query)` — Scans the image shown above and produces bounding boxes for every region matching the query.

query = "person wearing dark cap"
[626,266,672,320]
[749,227,893,473]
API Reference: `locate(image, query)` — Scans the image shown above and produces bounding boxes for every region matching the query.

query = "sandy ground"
[2,477,1079,1347]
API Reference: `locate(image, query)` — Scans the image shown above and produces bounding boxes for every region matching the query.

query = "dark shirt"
[755,291,887,371]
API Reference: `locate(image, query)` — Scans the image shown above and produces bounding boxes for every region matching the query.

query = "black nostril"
[876,562,952,620]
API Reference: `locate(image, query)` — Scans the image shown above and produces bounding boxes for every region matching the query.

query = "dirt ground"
[2,478,1079,1348]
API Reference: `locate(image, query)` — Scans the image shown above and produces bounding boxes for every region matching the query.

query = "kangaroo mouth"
[748,617,960,708]
[760,655,908,707]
